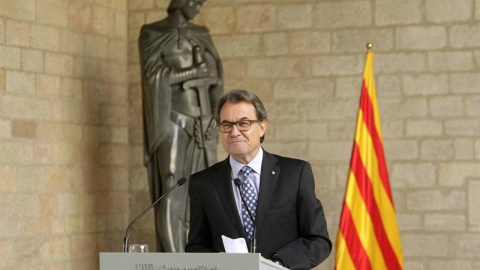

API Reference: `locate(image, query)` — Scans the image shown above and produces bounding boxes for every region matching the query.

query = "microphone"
[122,177,187,252]
[234,178,257,253]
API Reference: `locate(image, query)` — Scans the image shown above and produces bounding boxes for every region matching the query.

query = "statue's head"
[168,0,207,19]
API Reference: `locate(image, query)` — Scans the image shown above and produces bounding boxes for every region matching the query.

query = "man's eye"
[238,121,249,128]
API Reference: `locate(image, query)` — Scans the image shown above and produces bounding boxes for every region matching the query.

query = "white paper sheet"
[221,235,249,253]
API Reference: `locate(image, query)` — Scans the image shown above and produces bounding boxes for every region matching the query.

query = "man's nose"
[229,124,241,136]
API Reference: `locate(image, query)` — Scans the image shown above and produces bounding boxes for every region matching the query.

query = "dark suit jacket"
[185,150,332,270]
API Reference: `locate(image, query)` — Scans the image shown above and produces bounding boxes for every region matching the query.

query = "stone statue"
[138,0,223,252]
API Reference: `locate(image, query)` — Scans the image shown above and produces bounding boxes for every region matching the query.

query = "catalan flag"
[335,47,404,270]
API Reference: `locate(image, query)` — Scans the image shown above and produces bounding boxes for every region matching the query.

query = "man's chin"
[227,146,246,156]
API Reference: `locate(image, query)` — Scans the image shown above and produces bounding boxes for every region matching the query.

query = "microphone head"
[234,178,242,187]
[177,177,187,186]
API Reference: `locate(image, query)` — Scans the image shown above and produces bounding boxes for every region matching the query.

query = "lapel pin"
[271,171,275,175]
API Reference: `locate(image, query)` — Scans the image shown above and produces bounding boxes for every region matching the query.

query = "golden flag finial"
[366,42,373,52]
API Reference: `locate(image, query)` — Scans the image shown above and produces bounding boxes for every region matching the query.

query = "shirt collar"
[229,147,264,177]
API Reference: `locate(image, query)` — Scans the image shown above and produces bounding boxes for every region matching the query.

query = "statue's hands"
[194,62,209,78]
[168,63,209,85]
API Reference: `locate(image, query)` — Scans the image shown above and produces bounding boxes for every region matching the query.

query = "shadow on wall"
[59,57,130,265]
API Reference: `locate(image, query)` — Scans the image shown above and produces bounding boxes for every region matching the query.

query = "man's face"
[181,0,203,20]
[219,101,267,164]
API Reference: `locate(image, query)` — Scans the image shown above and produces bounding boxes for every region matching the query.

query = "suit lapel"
[212,157,247,238]
[256,150,280,237]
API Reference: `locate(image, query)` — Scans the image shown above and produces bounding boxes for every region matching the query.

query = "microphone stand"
[234,178,257,253]
[122,177,187,253]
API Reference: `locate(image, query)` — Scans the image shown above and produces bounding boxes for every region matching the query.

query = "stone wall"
[0,0,129,269]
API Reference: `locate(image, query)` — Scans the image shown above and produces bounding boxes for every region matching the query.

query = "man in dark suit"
[186,89,332,269]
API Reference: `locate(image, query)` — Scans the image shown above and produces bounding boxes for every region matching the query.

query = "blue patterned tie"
[240,166,257,240]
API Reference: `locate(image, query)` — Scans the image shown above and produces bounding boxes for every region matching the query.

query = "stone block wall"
[0,0,129,269]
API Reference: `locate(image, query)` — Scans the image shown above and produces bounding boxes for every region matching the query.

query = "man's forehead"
[220,102,256,118]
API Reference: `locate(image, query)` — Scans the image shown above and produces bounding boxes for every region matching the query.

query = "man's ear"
[260,121,267,137]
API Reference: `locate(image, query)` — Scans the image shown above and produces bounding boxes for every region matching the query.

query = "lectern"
[100,253,287,270]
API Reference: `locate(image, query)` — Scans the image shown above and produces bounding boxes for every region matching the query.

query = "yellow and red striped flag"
[335,47,404,270]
